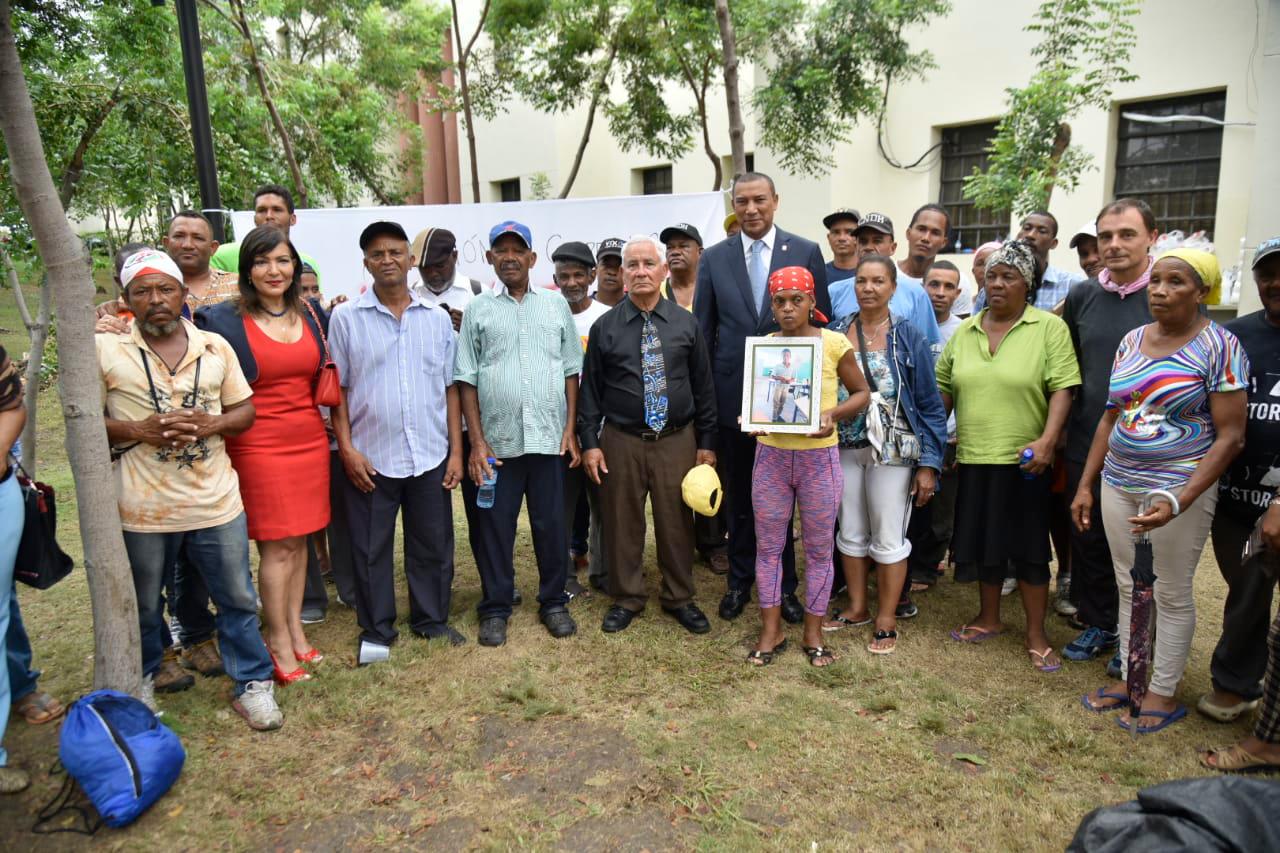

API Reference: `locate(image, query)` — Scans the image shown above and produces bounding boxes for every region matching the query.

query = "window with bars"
[496,178,520,202]
[938,122,1009,252]
[1113,91,1225,238]
[641,165,673,195]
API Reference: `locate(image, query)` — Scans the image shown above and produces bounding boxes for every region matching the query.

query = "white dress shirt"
[740,225,777,274]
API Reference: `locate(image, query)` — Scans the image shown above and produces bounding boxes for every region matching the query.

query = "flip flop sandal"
[746,638,787,666]
[867,629,897,655]
[1115,704,1187,734]
[950,625,1004,644]
[1029,648,1062,673]
[822,613,872,632]
[1080,688,1129,713]
[13,691,66,725]
[1200,744,1280,774]
[1196,693,1259,723]
[803,645,835,667]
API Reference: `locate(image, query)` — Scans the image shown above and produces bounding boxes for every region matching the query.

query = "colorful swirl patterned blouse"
[1102,322,1250,493]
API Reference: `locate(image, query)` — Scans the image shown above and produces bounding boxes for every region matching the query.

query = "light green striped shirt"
[455,285,582,457]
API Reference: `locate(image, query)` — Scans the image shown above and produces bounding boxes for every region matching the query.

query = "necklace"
[262,304,289,318]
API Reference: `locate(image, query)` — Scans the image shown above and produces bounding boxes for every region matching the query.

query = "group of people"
[1,174,1279,793]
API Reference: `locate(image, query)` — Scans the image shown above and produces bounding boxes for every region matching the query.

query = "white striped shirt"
[329,287,456,478]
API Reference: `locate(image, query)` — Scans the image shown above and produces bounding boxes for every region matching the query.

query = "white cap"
[120,249,185,290]
[1068,221,1097,249]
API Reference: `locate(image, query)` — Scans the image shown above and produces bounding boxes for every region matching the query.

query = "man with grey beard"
[96,249,284,730]
[553,241,611,597]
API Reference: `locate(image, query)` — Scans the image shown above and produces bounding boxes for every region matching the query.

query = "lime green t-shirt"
[210,242,320,283]
[934,306,1080,465]
[759,329,854,451]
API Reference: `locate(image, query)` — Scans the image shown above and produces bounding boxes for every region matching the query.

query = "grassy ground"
[0,292,1262,851]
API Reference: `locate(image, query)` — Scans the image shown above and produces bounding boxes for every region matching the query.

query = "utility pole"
[162,0,225,241]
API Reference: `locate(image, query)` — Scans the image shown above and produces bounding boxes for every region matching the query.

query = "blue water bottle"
[477,457,498,508]
[1020,447,1036,479]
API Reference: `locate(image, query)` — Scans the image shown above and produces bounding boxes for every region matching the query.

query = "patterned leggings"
[752,444,843,615]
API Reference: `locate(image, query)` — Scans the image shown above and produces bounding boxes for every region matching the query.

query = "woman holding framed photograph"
[748,267,869,668]
[822,255,947,655]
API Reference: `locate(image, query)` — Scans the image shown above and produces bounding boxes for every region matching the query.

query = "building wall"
[451,0,1271,312]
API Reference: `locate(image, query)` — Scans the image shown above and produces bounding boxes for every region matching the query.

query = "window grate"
[1114,92,1225,238]
[938,122,1009,252]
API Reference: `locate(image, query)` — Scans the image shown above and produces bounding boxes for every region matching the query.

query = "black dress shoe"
[478,616,508,647]
[780,593,804,624]
[718,588,748,621]
[541,606,577,638]
[664,603,711,634]
[414,625,467,646]
[512,589,524,606]
[601,605,637,633]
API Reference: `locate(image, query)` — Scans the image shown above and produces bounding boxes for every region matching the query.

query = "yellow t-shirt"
[759,328,853,450]
[98,319,253,532]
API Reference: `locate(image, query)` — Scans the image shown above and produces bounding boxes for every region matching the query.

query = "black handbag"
[8,457,75,589]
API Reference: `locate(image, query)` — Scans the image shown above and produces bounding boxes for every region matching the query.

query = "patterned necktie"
[641,312,668,433]
[749,239,767,314]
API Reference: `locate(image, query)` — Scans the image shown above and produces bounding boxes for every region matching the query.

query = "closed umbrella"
[1126,496,1157,739]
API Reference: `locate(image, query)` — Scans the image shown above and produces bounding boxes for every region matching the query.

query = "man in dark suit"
[693,172,831,622]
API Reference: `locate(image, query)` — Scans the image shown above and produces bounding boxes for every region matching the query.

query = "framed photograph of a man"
[740,336,823,433]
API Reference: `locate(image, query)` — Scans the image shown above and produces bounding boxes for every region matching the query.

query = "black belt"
[620,422,690,442]
[0,465,11,485]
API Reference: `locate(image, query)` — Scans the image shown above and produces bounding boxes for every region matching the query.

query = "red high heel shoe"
[295,648,323,665]
[269,651,312,685]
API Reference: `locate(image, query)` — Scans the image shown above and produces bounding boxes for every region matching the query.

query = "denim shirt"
[827,311,948,472]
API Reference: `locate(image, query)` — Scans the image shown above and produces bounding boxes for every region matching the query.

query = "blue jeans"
[0,473,23,767]
[123,514,271,695]
[6,582,40,703]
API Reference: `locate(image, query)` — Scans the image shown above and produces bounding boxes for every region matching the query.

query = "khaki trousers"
[598,423,697,612]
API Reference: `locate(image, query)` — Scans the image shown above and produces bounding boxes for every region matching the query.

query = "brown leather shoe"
[155,648,194,693]
[180,638,225,677]
[706,550,730,575]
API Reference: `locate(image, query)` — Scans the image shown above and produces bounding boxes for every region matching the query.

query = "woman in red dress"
[197,225,331,684]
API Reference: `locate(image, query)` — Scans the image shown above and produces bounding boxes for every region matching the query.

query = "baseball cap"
[1252,236,1280,269]
[822,208,861,230]
[488,220,532,249]
[854,212,893,237]
[359,220,410,251]
[723,212,738,231]
[660,223,703,247]
[681,464,723,517]
[1068,221,1098,249]
[597,237,625,260]
[551,241,596,269]
[411,227,457,266]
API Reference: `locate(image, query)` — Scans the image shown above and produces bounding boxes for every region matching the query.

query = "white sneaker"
[138,674,159,713]
[1055,594,1078,616]
[233,680,284,731]
[1000,577,1017,596]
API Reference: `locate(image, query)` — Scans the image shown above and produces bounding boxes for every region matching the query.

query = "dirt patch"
[420,815,484,851]
[267,808,415,851]
[475,716,650,803]
[555,807,695,852]
[934,738,991,775]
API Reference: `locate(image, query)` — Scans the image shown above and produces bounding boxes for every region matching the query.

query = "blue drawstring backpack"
[58,689,185,828]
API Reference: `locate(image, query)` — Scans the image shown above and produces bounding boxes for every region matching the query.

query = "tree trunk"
[229,0,308,208]
[450,0,491,204]
[1,247,45,474]
[58,83,121,209]
[713,0,747,177]
[558,38,620,199]
[0,0,142,695]
[1042,121,1073,210]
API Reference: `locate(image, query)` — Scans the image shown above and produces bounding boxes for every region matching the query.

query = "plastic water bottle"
[476,457,498,508]
[1020,447,1036,479]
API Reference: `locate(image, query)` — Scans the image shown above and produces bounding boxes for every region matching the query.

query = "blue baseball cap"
[488,220,532,249]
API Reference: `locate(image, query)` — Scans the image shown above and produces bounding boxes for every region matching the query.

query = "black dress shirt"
[578,295,718,451]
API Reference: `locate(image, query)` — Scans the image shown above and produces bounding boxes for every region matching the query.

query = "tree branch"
[58,81,122,209]
[558,35,619,199]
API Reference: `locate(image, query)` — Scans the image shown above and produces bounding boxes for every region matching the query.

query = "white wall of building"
[455,0,1273,312]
